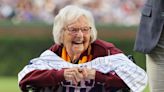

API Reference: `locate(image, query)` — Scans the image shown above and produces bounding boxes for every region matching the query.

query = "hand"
[80,68,96,80]
[64,68,83,85]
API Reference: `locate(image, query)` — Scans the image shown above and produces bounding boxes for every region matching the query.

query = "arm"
[19,69,64,91]
[19,66,83,91]
[81,68,127,88]
[89,53,147,91]
[95,71,127,88]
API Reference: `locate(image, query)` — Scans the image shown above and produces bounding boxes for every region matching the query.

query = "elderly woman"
[18,5,147,92]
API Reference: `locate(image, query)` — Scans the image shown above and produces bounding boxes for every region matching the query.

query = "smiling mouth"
[72,41,84,44]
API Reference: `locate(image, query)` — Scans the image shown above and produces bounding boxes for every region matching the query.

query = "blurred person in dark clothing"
[134,0,164,92]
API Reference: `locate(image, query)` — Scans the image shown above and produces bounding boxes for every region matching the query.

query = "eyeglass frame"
[63,26,92,35]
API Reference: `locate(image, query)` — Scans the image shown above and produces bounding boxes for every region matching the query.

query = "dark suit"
[134,0,164,91]
[134,0,164,53]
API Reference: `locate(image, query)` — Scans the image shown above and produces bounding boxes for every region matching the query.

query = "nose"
[76,30,84,37]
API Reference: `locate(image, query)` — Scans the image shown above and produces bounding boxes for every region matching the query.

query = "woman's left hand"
[79,68,96,80]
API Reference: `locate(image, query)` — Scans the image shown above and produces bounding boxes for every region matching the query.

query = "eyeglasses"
[64,26,91,35]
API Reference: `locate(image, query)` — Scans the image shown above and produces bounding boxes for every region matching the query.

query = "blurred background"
[0,0,149,92]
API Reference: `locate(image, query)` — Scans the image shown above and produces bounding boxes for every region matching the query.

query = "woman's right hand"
[64,68,83,85]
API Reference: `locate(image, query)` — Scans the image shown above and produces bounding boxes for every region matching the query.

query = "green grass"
[0,76,149,92]
[144,85,150,92]
[0,76,20,92]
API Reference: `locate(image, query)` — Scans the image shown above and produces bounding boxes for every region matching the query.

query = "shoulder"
[91,39,122,58]
[49,44,63,55]
[93,39,115,48]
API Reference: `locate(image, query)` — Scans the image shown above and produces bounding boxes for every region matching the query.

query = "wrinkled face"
[62,16,91,55]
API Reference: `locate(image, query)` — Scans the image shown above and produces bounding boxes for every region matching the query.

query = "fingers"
[64,67,96,85]
[67,71,78,84]
[64,68,83,85]
[80,68,88,78]
[80,68,96,80]
[69,68,84,82]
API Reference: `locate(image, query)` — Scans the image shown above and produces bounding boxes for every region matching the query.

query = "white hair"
[53,5,97,45]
